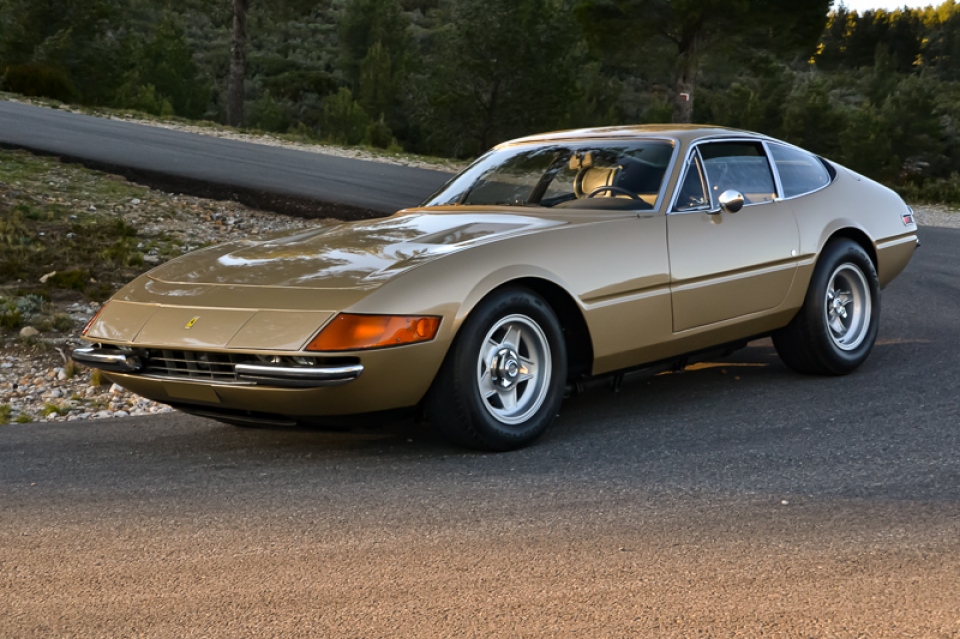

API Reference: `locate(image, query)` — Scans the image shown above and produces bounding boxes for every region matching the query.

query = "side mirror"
[718,190,745,214]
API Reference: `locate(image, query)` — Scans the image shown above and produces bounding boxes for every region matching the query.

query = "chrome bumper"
[72,347,364,388]
[233,363,363,388]
[72,346,143,373]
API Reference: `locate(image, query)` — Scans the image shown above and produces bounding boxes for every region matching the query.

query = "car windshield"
[421,140,675,211]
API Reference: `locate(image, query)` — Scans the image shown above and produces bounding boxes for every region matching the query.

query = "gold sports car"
[74,125,919,450]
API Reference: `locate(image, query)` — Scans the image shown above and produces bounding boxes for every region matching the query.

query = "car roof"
[498,124,770,148]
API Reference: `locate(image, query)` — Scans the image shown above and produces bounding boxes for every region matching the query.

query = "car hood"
[148,210,568,290]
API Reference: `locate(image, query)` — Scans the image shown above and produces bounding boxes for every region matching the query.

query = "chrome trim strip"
[762,140,785,200]
[653,138,681,214]
[234,362,364,388]
[763,141,836,202]
[668,136,788,215]
[72,347,142,373]
[694,146,720,212]
[670,258,799,292]
[876,233,920,250]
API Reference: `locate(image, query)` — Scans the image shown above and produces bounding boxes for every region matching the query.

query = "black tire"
[425,288,567,451]
[773,238,880,375]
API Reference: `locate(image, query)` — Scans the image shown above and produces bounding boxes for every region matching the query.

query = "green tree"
[839,102,896,181]
[576,0,831,123]
[118,17,208,118]
[339,0,412,88]
[358,40,398,124]
[780,75,845,158]
[697,55,795,135]
[339,0,413,138]
[921,1,960,79]
[321,87,370,145]
[227,0,249,127]
[0,0,127,104]
[882,73,947,179]
[816,5,852,71]
[418,0,582,156]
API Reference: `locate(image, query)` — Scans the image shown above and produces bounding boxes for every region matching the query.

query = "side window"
[769,144,832,198]
[674,155,710,211]
[699,142,777,205]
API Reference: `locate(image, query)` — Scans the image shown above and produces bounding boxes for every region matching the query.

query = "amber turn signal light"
[306,314,441,351]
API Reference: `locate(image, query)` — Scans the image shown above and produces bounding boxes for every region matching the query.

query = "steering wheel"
[586,185,640,199]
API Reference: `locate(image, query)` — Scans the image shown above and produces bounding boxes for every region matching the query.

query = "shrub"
[52,310,80,331]
[63,358,81,378]
[50,270,90,293]
[119,83,175,117]
[1,63,75,102]
[15,294,45,317]
[248,91,292,133]
[896,174,960,205]
[0,298,22,331]
[320,88,370,145]
[42,403,67,417]
[91,368,107,387]
[365,116,395,149]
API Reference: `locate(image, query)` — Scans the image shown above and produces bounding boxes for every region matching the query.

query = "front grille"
[143,349,244,382]
[137,349,361,384]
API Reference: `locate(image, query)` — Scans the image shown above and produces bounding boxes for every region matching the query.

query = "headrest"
[569,151,594,171]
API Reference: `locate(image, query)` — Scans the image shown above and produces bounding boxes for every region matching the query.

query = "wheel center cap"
[491,348,521,388]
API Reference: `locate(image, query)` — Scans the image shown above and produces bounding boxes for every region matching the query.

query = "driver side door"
[666,140,800,332]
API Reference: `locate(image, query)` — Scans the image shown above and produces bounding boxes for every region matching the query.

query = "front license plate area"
[163,381,221,404]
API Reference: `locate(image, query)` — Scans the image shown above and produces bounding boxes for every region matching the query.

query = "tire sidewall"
[446,288,567,450]
[805,240,881,373]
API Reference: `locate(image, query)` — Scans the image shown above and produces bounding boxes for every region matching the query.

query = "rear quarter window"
[770,144,832,198]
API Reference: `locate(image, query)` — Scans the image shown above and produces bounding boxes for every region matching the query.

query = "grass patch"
[90,368,108,387]
[41,402,69,417]
[0,152,143,299]
[0,298,23,330]
[63,359,82,379]
[0,149,185,304]
[0,404,10,425]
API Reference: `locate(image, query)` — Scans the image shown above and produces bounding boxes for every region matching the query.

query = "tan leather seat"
[577,167,619,197]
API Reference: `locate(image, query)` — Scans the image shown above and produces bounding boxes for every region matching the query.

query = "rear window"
[769,144,832,198]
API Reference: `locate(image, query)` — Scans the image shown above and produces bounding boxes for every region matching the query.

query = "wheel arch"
[825,227,878,271]
[463,277,594,382]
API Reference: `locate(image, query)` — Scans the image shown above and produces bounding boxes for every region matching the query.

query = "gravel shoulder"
[0,150,314,425]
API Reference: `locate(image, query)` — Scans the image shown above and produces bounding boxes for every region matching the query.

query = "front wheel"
[425,288,567,451]
[773,238,880,375]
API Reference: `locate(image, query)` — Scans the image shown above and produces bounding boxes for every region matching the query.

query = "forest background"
[2,0,959,203]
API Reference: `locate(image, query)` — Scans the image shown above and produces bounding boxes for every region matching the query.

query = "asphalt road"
[2,227,958,637]
[0,100,451,217]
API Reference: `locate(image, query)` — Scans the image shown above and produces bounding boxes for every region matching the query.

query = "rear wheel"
[426,288,567,451]
[773,238,880,375]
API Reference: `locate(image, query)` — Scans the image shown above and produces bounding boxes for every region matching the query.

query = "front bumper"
[72,346,143,373]
[73,346,364,388]
[72,338,449,416]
